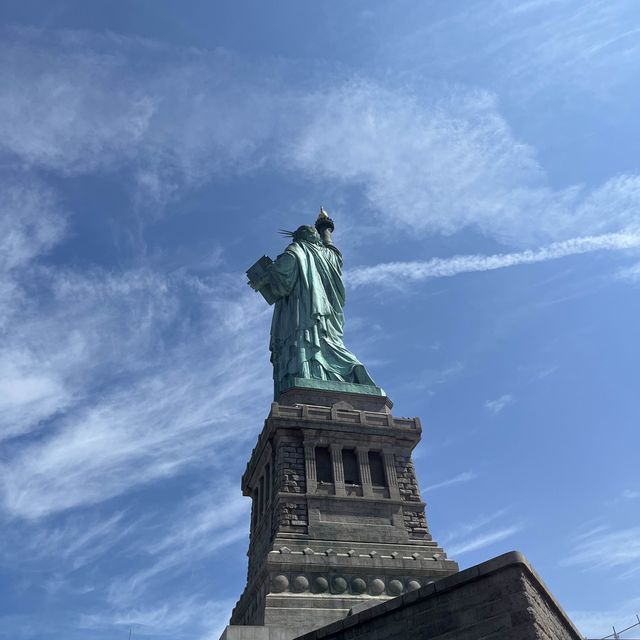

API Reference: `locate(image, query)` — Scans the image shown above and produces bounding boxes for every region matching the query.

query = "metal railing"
[586,614,640,639]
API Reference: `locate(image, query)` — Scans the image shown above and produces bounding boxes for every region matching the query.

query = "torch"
[315,206,335,245]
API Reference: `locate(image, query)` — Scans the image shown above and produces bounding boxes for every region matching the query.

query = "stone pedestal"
[228,385,458,637]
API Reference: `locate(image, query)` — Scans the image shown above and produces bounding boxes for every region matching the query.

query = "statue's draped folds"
[265,236,376,397]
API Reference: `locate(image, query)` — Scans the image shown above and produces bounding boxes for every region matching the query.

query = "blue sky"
[1,1,639,638]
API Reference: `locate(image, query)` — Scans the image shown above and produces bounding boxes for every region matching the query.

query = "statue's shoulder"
[283,242,303,259]
[324,244,342,257]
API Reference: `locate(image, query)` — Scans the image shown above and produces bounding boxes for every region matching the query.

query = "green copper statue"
[247,208,378,398]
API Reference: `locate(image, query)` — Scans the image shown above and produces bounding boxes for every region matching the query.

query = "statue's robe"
[266,240,376,397]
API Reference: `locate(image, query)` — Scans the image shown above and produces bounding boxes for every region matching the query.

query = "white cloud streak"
[347,232,640,287]
[570,603,640,640]
[445,508,510,542]
[106,486,249,606]
[563,526,640,577]
[0,28,285,208]
[28,512,128,570]
[616,261,640,283]
[290,81,640,243]
[3,28,640,244]
[79,594,235,640]
[0,267,271,519]
[0,189,272,520]
[485,394,514,415]
[448,525,522,557]
[0,180,66,326]
[443,508,523,558]
[0,481,250,638]
[425,471,477,492]
[395,1,640,102]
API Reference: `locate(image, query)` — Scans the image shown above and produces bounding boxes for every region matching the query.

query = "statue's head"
[279,225,323,246]
[293,225,322,245]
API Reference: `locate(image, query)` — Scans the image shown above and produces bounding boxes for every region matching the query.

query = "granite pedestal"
[225,384,458,638]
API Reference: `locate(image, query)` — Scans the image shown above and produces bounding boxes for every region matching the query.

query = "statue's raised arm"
[247,207,378,399]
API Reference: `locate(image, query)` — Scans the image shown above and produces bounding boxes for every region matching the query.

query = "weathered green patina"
[247,212,381,399]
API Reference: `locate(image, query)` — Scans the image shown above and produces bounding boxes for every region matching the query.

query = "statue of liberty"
[247,208,378,398]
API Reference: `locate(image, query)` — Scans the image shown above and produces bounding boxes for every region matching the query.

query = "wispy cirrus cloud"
[0,181,65,271]
[484,1,640,99]
[444,508,523,558]
[0,184,272,520]
[79,594,235,640]
[562,525,640,577]
[347,232,640,288]
[3,28,640,246]
[0,266,271,519]
[570,603,640,640]
[0,28,286,209]
[0,188,262,625]
[616,261,640,283]
[425,471,477,493]
[414,361,465,391]
[485,394,514,415]
[447,525,523,557]
[290,81,640,244]
[0,479,250,638]
[106,486,249,606]
[394,0,640,102]
[0,180,65,326]
[17,511,129,571]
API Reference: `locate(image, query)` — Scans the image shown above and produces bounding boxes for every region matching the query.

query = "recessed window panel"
[368,451,387,487]
[342,449,360,485]
[316,446,333,483]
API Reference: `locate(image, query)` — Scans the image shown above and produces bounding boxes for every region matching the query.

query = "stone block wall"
[402,507,430,540]
[276,499,308,534]
[293,552,582,640]
[395,454,421,502]
[247,511,272,581]
[274,436,308,536]
[395,454,431,540]
[275,439,307,495]
[247,435,310,579]
[232,580,267,627]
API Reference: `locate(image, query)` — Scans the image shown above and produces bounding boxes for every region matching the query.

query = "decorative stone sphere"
[351,577,367,594]
[370,578,385,595]
[407,580,421,591]
[331,576,348,593]
[292,575,309,592]
[313,576,329,593]
[388,579,404,596]
[271,575,289,593]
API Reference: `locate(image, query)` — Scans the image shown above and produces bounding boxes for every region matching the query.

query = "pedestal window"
[315,446,333,483]
[341,448,360,485]
[368,451,387,487]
